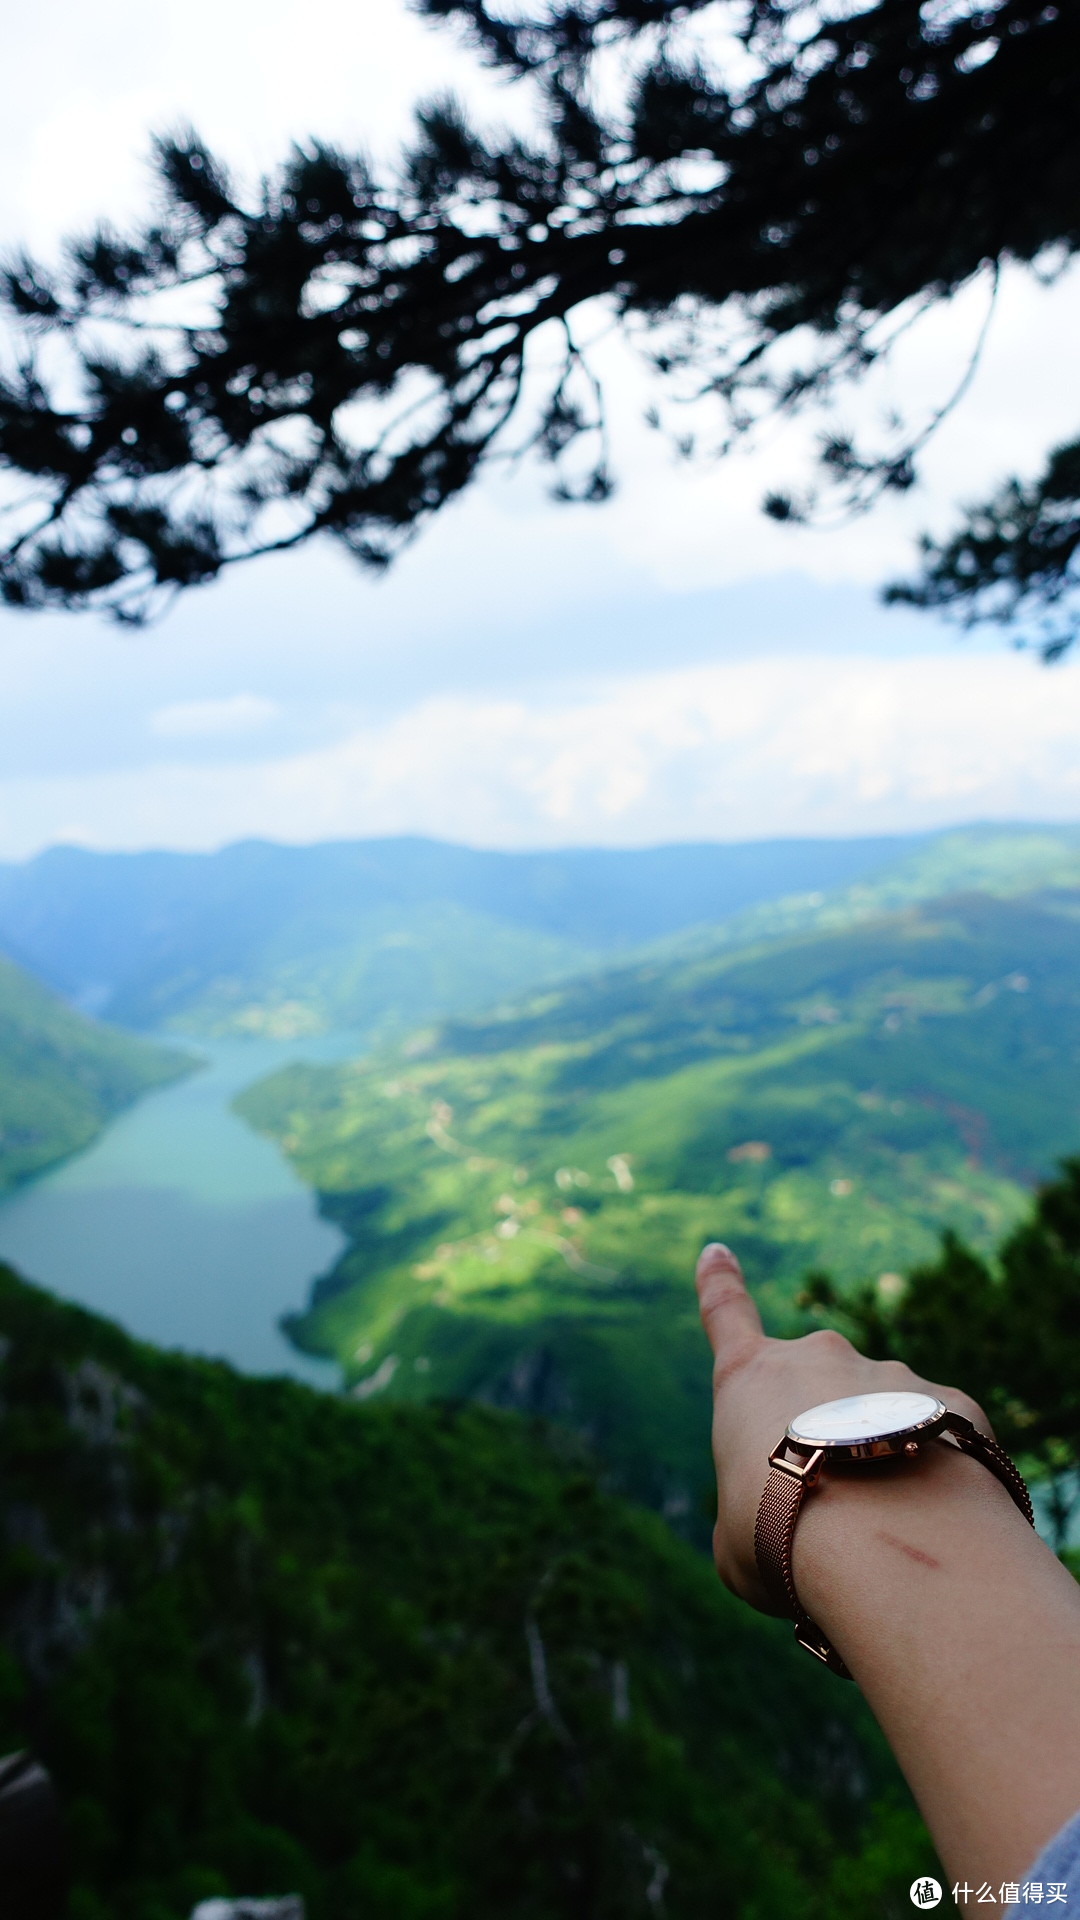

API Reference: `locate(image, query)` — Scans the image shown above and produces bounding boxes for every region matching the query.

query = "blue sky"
[1,0,1079,857]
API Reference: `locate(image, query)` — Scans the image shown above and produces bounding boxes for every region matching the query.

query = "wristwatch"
[754,1389,1035,1680]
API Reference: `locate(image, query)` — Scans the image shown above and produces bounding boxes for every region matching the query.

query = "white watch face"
[788,1390,945,1447]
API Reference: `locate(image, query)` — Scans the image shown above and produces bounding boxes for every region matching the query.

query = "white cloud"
[150,695,279,738]
[0,0,500,249]
[2,651,1079,859]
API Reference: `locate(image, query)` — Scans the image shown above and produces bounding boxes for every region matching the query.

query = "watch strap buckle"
[794,1615,853,1680]
[768,1443,825,1486]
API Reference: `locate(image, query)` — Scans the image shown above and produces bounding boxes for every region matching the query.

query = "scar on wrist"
[876,1530,941,1570]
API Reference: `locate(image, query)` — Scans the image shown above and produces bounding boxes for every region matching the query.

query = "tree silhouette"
[0,0,1076,637]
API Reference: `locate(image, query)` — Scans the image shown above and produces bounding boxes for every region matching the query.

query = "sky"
[1,0,1079,859]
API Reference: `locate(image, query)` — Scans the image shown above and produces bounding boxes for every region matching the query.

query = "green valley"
[0,1263,924,1920]
[238,888,1080,1522]
[0,954,190,1188]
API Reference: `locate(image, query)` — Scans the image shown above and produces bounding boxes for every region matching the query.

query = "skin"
[696,1241,1080,1889]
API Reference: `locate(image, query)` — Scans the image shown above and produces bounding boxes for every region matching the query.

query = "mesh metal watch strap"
[754,1455,852,1680]
[754,1417,1035,1683]
[755,1463,805,1617]
[940,1413,1035,1524]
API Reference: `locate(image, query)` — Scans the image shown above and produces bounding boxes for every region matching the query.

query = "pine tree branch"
[0,0,1075,624]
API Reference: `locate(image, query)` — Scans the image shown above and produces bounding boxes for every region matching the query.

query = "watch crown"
[903,1441,919,1457]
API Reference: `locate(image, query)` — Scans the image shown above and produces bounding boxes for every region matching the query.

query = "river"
[0,1033,365,1386]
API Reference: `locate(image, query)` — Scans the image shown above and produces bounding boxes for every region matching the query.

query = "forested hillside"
[0,1265,925,1920]
[239,889,1080,1520]
[0,956,188,1188]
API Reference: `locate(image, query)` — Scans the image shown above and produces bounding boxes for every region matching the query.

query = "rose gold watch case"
[779,1394,950,1468]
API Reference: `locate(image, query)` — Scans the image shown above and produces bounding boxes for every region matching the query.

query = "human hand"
[694,1242,991,1614]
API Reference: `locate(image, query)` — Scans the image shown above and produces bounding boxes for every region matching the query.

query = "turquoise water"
[0,1033,364,1385]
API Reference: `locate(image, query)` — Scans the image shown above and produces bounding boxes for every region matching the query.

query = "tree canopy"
[0,0,1076,640]
[805,1157,1080,1544]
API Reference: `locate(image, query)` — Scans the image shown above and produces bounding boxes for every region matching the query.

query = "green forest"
[0,1264,926,1920]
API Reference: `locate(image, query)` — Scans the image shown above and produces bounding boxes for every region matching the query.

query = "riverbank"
[0,1030,366,1383]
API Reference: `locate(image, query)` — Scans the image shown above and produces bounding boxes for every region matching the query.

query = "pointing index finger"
[695,1243,764,1375]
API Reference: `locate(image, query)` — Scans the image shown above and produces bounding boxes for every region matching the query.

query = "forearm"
[795,1444,1080,1887]
[695,1243,1080,1887]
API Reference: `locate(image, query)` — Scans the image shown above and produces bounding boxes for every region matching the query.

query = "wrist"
[754,1390,1034,1681]
[793,1438,1027,1649]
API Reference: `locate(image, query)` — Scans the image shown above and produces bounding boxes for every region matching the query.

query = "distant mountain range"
[1,824,1079,1040]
